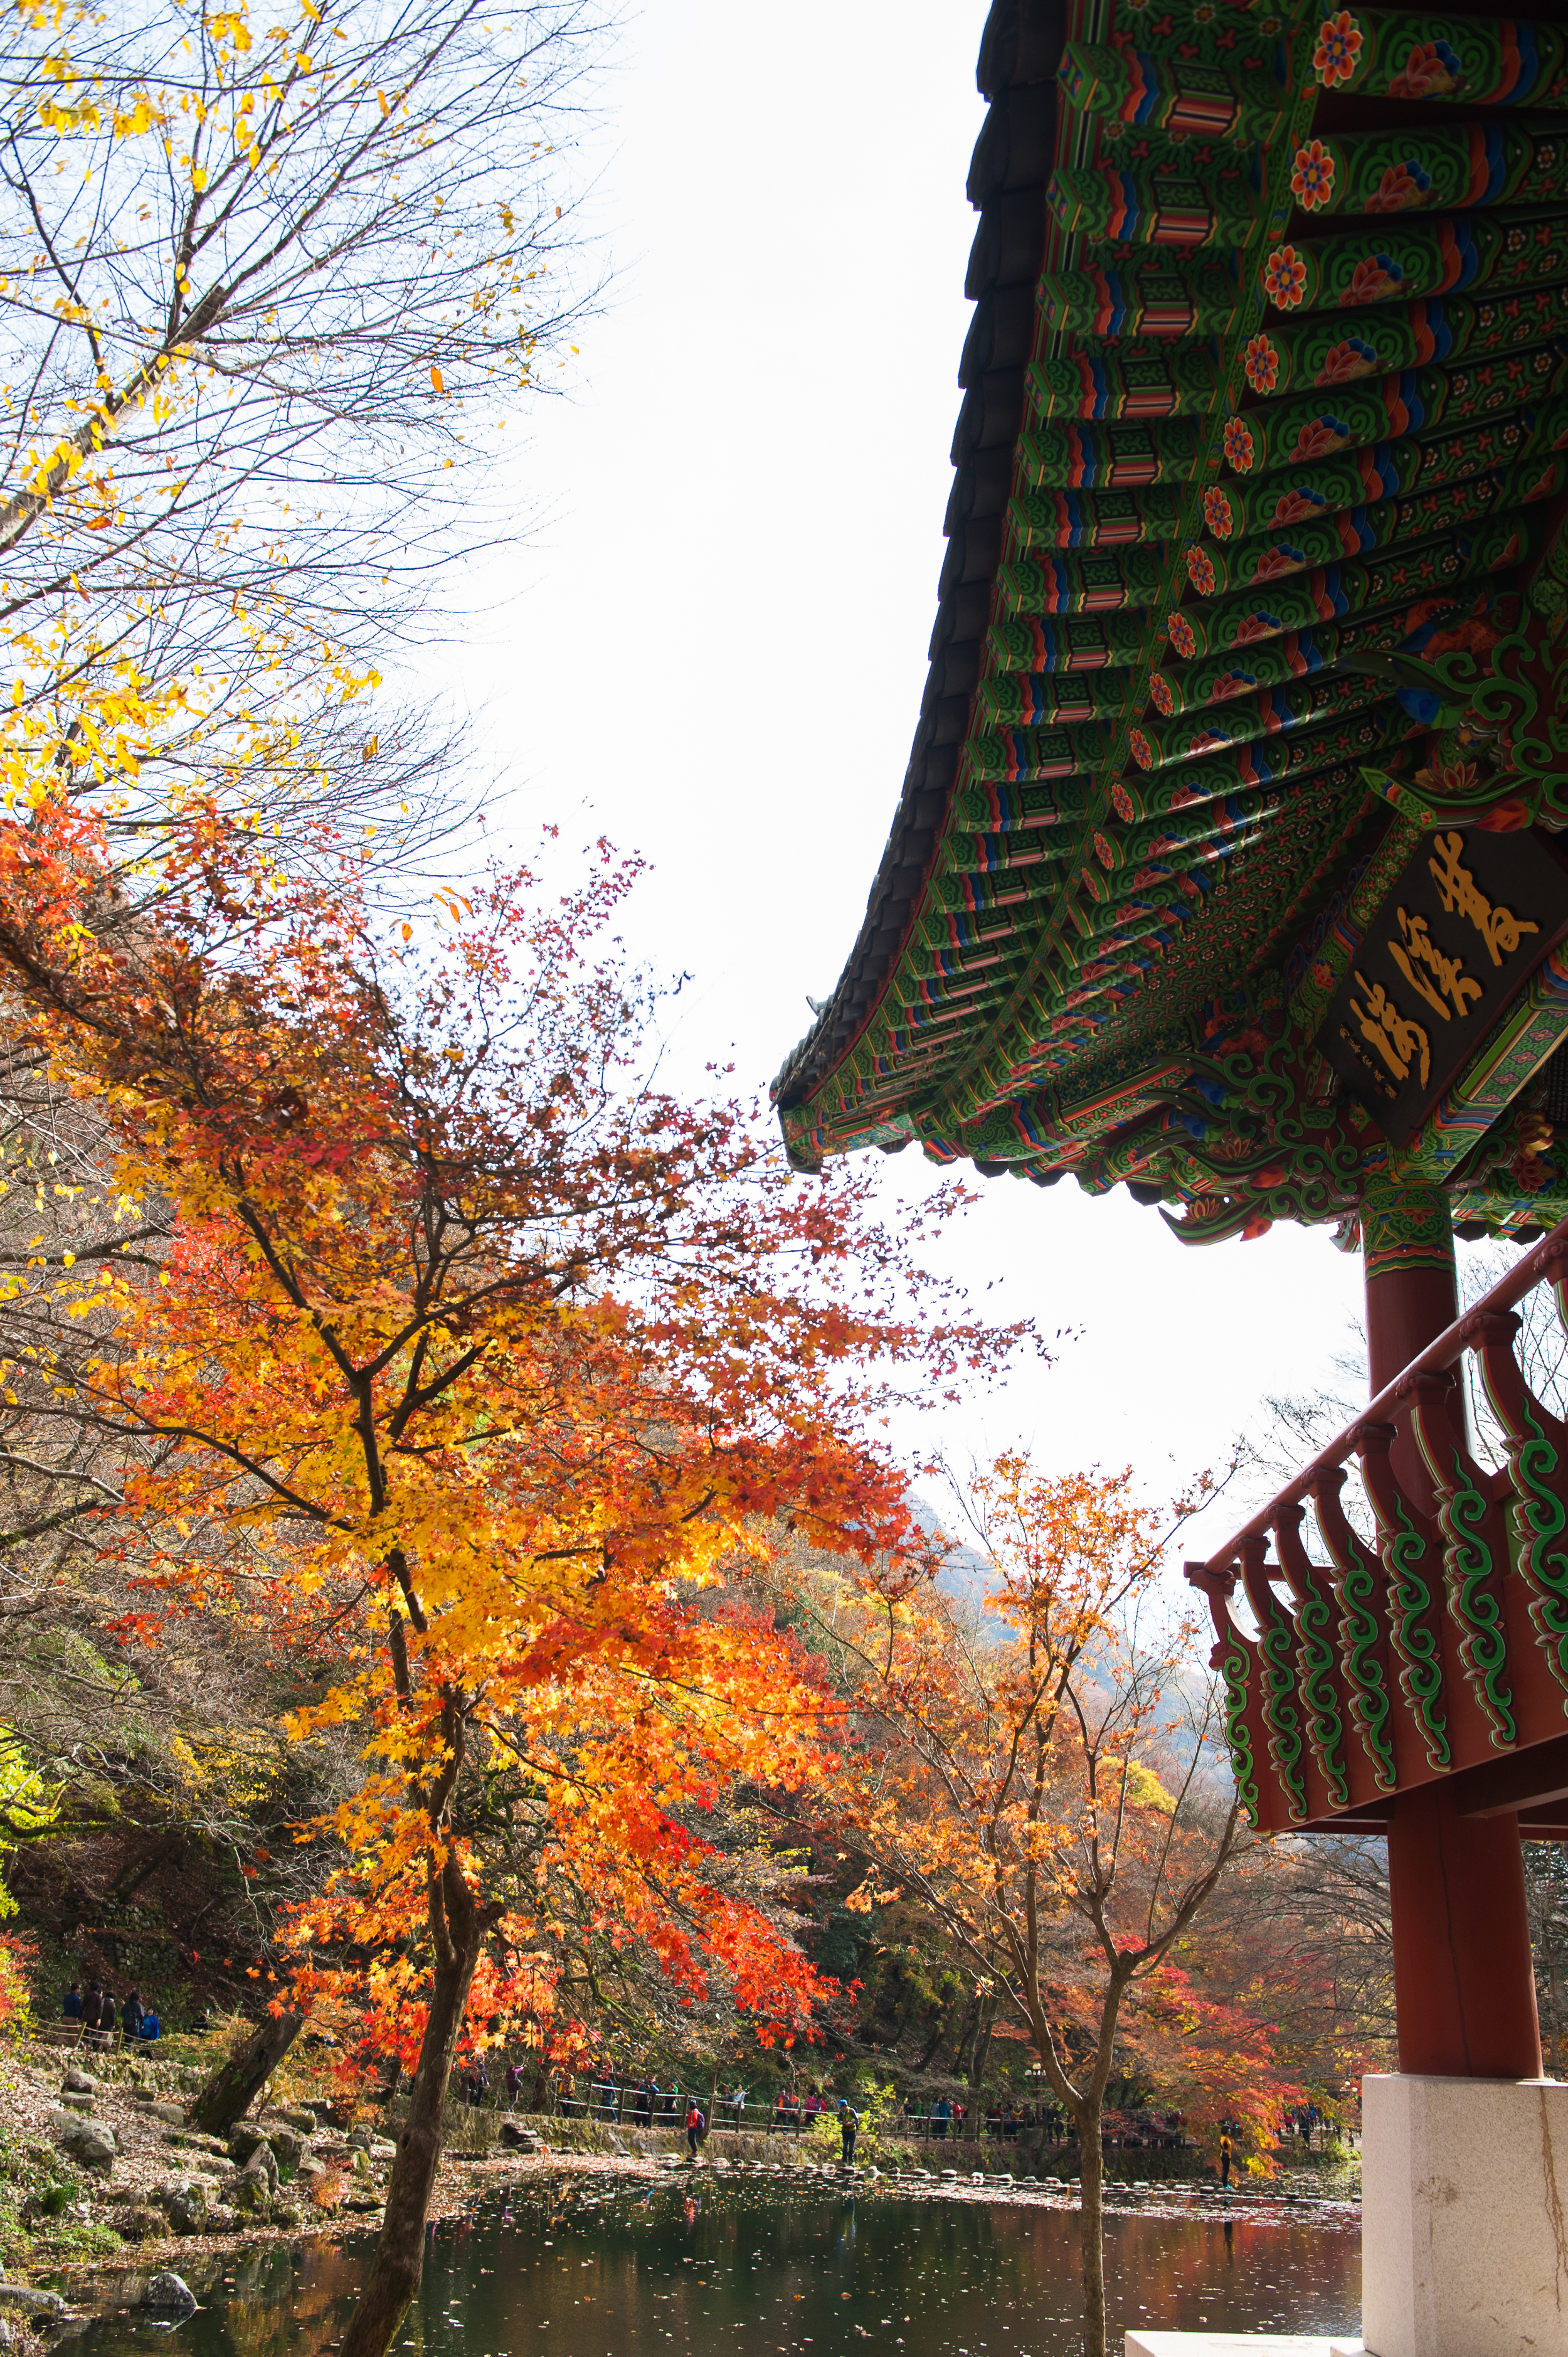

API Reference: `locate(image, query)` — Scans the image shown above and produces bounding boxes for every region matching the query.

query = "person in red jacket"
[685,2100,706,2163]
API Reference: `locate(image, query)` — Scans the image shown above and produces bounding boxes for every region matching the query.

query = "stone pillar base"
[1124,2339,1361,2356]
[1362,2072,1568,2357]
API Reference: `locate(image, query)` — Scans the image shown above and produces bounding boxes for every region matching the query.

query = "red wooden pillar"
[1362,1176,1542,2080]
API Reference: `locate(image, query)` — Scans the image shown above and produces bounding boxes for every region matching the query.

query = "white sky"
[413,0,1507,1549]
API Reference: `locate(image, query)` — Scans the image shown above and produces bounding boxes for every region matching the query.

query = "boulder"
[157,2181,208,2237]
[50,2114,117,2171]
[498,2122,542,2153]
[60,2070,96,2096]
[0,2289,65,2316]
[164,2128,229,2157]
[58,2092,93,2114]
[263,2124,303,2169]
[143,2273,198,2317]
[115,2205,165,2244]
[145,2102,186,2127]
[228,2126,275,2173]
[232,2171,272,2219]
[271,2105,318,2132]
[205,2206,238,2234]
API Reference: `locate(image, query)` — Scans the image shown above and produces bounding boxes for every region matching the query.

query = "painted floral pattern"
[1166,612,1198,658]
[1290,415,1351,461]
[1243,334,1279,394]
[1253,548,1301,581]
[1364,158,1433,215]
[1222,417,1254,473]
[1185,546,1217,594]
[1387,40,1461,99]
[1263,246,1309,309]
[1128,728,1155,770]
[1202,485,1235,539]
[1269,486,1327,526]
[1313,10,1362,86]
[1149,672,1177,716]
[1413,756,1482,798]
[1422,614,1502,658]
[1209,670,1259,702]
[1290,141,1335,211]
[1347,253,1403,305]
[1232,612,1279,645]
[1315,337,1377,385]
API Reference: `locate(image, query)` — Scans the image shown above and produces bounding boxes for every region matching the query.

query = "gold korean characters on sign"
[1322,829,1564,1147]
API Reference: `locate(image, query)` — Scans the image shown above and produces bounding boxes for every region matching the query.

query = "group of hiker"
[544,2071,864,2164]
[680,2092,859,2164]
[61,1981,161,2041]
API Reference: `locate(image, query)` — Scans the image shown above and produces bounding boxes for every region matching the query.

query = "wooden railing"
[1187,1213,1568,1834]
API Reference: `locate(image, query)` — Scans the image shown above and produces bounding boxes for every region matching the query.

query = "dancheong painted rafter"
[773,0,1568,1249]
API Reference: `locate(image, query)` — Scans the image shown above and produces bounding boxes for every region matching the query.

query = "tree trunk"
[970,1994,995,2094]
[1077,2098,1106,2357]
[338,1853,487,2357]
[111,1832,185,1904]
[188,2008,305,2136]
[947,1991,978,2075]
[914,1998,953,2072]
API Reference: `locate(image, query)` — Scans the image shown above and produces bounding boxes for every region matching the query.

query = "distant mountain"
[908,1491,1001,1622]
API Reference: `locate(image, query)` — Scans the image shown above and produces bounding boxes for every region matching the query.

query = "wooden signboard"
[1316,829,1568,1148]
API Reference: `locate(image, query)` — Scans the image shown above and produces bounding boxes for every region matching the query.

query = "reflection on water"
[70,2179,1360,2357]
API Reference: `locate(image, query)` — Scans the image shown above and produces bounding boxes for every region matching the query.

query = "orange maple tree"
[805,1455,1250,2357]
[0,804,1024,2357]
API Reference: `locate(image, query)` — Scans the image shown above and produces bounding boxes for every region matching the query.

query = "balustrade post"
[1362,1174,1541,2080]
[1362,1176,1465,1509]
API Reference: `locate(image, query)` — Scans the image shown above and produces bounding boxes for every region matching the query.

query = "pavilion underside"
[773,0,1568,1249]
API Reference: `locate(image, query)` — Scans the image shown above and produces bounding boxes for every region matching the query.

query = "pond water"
[70,2178,1361,2357]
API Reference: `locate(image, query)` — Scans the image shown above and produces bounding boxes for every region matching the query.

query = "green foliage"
[805,2077,903,2164]
[0,1734,60,1929]
[0,2114,115,2260]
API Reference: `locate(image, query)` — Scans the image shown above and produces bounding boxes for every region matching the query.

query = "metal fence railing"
[540,2086,1099,2145]
[453,2074,1193,2153]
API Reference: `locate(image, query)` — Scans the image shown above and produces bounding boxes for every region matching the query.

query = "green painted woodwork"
[1322,1511,1399,1792]
[775,0,1568,1251]
[1253,1575,1311,1820]
[1252,212,1568,322]
[1302,9,1568,108]
[1168,518,1528,665]
[1219,1629,1262,1828]
[1500,1399,1568,1703]
[1059,40,1293,148]
[1436,1458,1517,1747]
[1381,1494,1453,1770]
[1286,1550,1353,1809]
[1217,347,1568,484]
[1362,1176,1458,1281]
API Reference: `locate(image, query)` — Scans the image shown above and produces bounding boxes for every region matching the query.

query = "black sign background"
[1316,827,1568,1148]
